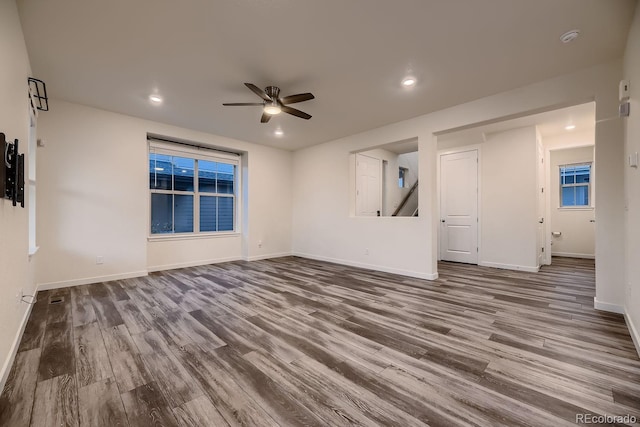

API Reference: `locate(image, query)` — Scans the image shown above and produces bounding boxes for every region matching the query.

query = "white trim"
[437,146,481,263]
[0,302,35,394]
[37,270,148,291]
[551,252,595,259]
[478,261,540,273]
[593,297,625,314]
[624,309,640,358]
[557,207,594,211]
[244,252,292,262]
[147,256,242,273]
[293,252,438,280]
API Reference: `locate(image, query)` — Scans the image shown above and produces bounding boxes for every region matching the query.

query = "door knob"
[441,219,445,223]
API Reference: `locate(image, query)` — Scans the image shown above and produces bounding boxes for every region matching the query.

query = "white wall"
[549,145,595,258]
[37,100,293,288]
[623,4,640,354]
[480,127,538,271]
[292,60,625,290]
[0,0,37,390]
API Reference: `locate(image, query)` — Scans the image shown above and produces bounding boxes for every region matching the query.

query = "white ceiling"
[17,0,636,151]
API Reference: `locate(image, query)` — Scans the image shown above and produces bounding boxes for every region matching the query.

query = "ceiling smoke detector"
[560,30,580,44]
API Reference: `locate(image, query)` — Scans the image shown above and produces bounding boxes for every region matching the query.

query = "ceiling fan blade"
[245,83,272,102]
[281,105,311,120]
[280,93,315,105]
[222,103,264,106]
[260,111,272,123]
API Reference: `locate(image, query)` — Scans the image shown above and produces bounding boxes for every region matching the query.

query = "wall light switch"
[619,102,630,117]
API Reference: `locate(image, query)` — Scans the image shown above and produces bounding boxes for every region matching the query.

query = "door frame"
[544,142,596,265]
[437,145,482,262]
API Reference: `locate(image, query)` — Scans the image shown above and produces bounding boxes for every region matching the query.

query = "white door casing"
[439,150,479,264]
[355,153,382,216]
[536,138,546,267]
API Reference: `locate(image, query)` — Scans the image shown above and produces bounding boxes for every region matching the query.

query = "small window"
[560,163,591,207]
[399,167,408,188]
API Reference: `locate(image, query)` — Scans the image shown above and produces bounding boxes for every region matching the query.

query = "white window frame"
[28,103,38,256]
[559,162,592,208]
[148,140,240,239]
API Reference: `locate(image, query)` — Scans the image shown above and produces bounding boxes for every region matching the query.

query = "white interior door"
[356,154,382,216]
[440,150,478,263]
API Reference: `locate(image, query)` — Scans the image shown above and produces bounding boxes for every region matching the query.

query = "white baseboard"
[0,302,35,394]
[551,252,595,259]
[37,270,148,291]
[593,297,625,314]
[478,261,540,273]
[243,252,292,262]
[293,252,438,280]
[624,309,640,358]
[148,257,242,273]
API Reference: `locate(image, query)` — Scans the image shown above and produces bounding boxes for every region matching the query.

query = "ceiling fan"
[223,83,315,123]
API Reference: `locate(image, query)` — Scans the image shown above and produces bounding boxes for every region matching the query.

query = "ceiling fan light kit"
[223,83,314,123]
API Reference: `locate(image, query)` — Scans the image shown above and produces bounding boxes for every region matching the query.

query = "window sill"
[28,246,39,257]
[557,207,594,211]
[147,232,240,242]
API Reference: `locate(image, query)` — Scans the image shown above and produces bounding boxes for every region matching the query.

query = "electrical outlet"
[258,240,263,248]
[96,256,104,265]
[15,289,23,305]
[364,248,369,255]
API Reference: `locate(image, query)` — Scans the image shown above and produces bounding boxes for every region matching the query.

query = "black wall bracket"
[2,132,25,208]
[28,77,49,112]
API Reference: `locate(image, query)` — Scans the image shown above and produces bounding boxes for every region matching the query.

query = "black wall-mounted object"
[28,77,49,111]
[3,133,25,208]
[0,133,6,198]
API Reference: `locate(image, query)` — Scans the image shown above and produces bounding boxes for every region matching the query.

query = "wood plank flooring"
[1,256,639,426]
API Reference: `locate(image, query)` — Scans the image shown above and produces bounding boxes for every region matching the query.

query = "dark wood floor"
[1,257,639,426]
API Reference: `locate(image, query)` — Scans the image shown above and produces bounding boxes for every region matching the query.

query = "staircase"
[392,180,418,217]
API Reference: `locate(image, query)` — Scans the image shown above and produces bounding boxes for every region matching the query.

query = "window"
[560,163,591,207]
[149,141,238,235]
[399,167,408,188]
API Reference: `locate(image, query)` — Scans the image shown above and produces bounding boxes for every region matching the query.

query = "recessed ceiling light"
[565,124,576,131]
[560,30,580,44]
[402,77,416,87]
[274,129,284,136]
[149,94,163,104]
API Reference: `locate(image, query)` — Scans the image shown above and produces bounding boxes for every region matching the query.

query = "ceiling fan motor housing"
[265,86,281,103]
